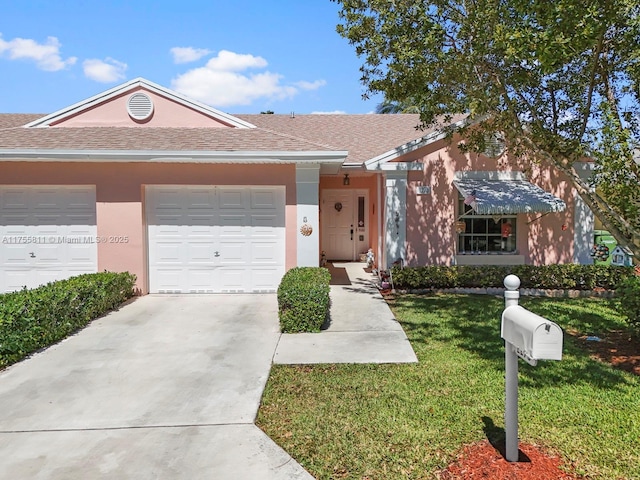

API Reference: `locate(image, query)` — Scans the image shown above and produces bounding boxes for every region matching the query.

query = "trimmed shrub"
[390,264,635,291]
[0,272,137,369]
[278,267,331,333]
[617,275,640,333]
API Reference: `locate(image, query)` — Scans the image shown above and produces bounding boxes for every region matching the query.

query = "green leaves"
[277,267,331,333]
[0,272,136,369]
[390,264,635,290]
[617,275,640,332]
[334,0,640,255]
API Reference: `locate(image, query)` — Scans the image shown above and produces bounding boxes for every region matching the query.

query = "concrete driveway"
[0,295,313,479]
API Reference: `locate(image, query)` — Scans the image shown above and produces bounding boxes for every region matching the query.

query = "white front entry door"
[0,186,97,293]
[146,185,285,293]
[321,189,369,261]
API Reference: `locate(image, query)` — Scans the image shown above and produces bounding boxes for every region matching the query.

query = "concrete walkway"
[0,263,416,479]
[274,262,418,364]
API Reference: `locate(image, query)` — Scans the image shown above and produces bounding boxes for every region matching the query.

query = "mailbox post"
[501,275,563,462]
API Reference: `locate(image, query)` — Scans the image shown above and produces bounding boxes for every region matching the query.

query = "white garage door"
[147,186,285,293]
[0,186,97,293]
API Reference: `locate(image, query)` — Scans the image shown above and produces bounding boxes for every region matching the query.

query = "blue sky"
[0,1,384,115]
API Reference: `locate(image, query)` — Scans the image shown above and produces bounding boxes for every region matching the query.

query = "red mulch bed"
[576,330,640,376]
[439,440,582,479]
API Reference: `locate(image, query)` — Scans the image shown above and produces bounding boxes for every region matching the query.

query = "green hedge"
[0,272,137,369]
[277,267,331,333]
[617,275,640,332]
[390,264,635,291]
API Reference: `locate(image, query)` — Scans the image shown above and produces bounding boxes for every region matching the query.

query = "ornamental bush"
[617,275,640,333]
[277,267,331,333]
[0,272,137,369]
[390,264,634,291]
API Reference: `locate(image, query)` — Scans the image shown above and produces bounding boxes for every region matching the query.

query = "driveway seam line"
[0,422,256,434]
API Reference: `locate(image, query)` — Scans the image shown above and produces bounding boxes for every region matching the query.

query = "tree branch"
[579,29,606,140]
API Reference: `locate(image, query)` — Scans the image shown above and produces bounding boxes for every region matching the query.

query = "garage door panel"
[251,268,281,291]
[251,189,280,209]
[218,241,250,263]
[3,245,30,265]
[4,271,31,291]
[1,190,28,210]
[154,243,183,263]
[147,185,285,293]
[218,213,249,228]
[36,244,65,263]
[0,186,97,293]
[217,268,248,292]
[218,189,247,209]
[252,214,278,227]
[36,270,67,286]
[187,244,216,263]
[188,216,216,228]
[2,214,30,227]
[187,269,217,293]
[252,242,281,264]
[66,244,96,264]
[152,268,185,293]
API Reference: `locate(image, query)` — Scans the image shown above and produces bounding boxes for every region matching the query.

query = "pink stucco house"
[0,78,594,294]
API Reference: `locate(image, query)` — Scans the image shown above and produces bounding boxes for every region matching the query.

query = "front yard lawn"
[257,294,640,479]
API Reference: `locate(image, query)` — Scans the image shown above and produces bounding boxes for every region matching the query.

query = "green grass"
[256,295,640,479]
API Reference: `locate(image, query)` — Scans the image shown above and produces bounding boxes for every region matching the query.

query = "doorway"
[321,189,369,261]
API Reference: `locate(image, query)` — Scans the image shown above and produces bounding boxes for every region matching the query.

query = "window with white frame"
[457,196,517,253]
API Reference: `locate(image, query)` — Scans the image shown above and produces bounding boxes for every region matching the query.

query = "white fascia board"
[454,171,525,180]
[367,162,424,172]
[139,79,256,129]
[24,78,147,128]
[0,149,348,163]
[364,116,469,170]
[23,77,256,130]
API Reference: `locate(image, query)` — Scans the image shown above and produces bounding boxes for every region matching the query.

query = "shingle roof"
[0,112,458,163]
[235,114,426,164]
[0,114,334,153]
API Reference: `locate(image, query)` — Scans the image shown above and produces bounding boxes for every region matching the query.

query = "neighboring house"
[0,78,592,294]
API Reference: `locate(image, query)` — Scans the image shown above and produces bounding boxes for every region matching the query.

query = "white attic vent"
[127,92,154,121]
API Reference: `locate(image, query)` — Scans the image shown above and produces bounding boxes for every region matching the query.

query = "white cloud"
[205,50,267,72]
[0,34,76,71]
[295,80,327,91]
[171,50,320,107]
[170,46,211,64]
[311,110,347,115]
[83,57,127,83]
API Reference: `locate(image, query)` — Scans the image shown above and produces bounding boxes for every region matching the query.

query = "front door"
[321,189,368,261]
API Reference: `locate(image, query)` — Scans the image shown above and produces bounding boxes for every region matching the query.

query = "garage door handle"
[29,252,36,258]
[214,251,220,257]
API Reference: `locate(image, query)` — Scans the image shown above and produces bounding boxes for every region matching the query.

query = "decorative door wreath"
[334,202,342,211]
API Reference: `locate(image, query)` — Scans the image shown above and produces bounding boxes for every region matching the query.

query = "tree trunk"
[542,151,640,259]
[517,134,640,258]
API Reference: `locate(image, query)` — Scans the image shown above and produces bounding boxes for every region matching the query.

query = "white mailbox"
[501,305,563,365]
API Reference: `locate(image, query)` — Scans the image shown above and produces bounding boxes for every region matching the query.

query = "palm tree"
[375,100,420,114]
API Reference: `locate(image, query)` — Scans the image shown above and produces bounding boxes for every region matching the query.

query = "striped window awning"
[453,171,566,215]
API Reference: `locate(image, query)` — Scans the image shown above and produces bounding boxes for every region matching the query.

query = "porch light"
[343,174,350,185]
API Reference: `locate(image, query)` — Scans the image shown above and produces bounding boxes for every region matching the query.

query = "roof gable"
[24,78,255,129]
